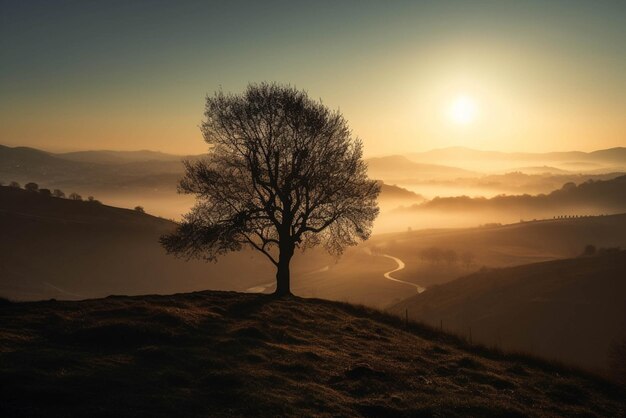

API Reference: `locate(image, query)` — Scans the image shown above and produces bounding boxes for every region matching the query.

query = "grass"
[0,291,624,417]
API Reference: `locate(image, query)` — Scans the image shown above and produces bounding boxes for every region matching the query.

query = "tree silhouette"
[39,188,52,197]
[9,181,20,188]
[582,244,596,257]
[52,189,65,198]
[134,206,145,213]
[24,182,39,192]
[161,83,380,296]
[69,192,82,201]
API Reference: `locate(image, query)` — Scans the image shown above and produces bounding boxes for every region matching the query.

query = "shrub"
[24,182,39,192]
[581,244,596,257]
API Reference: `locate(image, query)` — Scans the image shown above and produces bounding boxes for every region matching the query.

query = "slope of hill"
[365,213,626,295]
[377,182,425,210]
[0,186,274,300]
[390,251,626,374]
[415,174,626,212]
[0,291,623,417]
[391,175,626,230]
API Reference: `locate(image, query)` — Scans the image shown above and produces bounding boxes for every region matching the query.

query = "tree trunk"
[275,242,294,296]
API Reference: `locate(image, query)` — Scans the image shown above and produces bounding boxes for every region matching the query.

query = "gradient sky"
[1,0,625,156]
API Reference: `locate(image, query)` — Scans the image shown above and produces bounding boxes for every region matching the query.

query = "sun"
[448,95,478,125]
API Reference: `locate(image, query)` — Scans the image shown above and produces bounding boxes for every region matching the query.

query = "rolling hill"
[4,184,626,310]
[386,174,626,230]
[412,174,626,213]
[390,251,626,374]
[365,212,626,294]
[0,186,415,308]
[0,185,274,301]
[0,291,623,417]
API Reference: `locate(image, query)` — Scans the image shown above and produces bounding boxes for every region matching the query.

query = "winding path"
[245,255,426,295]
[381,254,425,293]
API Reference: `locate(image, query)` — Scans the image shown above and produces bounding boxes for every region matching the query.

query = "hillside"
[385,174,626,230]
[0,186,274,300]
[0,291,623,417]
[365,212,626,292]
[412,174,626,213]
[390,251,626,374]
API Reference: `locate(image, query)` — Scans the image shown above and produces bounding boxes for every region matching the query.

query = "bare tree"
[52,189,65,198]
[69,192,82,201]
[161,83,380,296]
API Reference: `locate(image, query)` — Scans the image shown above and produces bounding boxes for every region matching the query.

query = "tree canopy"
[161,83,379,295]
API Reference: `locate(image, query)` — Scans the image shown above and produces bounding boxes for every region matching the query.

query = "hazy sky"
[1,0,625,156]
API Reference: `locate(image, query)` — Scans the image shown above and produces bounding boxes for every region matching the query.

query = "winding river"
[381,254,426,293]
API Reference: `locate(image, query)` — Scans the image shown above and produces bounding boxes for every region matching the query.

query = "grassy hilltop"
[0,292,623,417]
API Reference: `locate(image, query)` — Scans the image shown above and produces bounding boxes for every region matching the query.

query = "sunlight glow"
[448,95,478,125]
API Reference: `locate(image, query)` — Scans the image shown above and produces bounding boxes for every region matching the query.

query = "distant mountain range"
[2,144,625,222]
[57,149,186,164]
[402,146,626,174]
[408,146,626,164]
[366,155,476,181]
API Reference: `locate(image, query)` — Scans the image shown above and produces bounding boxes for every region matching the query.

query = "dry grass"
[0,291,624,417]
